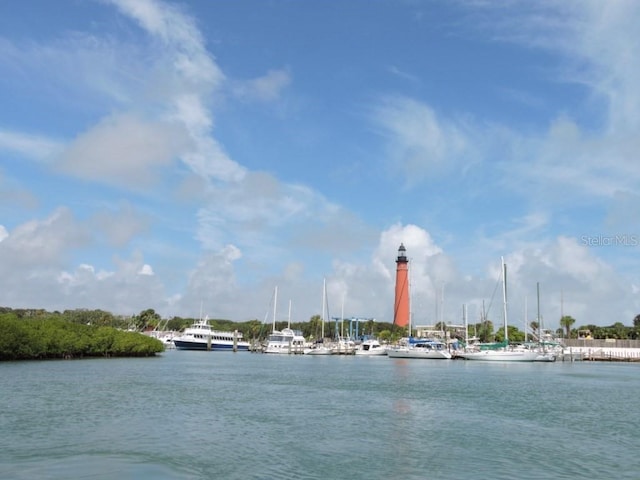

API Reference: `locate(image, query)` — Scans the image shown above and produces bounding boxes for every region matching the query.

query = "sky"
[1,0,639,331]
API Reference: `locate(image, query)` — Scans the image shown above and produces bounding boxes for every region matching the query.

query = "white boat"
[457,258,552,362]
[457,346,542,362]
[304,341,334,355]
[144,327,176,348]
[355,339,388,356]
[263,327,307,354]
[305,278,335,355]
[262,287,307,354]
[332,337,356,355]
[534,350,557,362]
[387,339,452,359]
[173,317,249,351]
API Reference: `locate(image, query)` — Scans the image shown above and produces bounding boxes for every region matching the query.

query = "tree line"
[0,311,164,361]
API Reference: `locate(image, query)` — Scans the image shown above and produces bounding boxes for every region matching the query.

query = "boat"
[457,258,545,362]
[533,350,557,362]
[173,317,250,351]
[332,337,356,355]
[143,323,177,348]
[531,284,558,362]
[457,345,543,362]
[263,327,307,354]
[305,340,334,355]
[355,338,388,356]
[305,278,334,355]
[387,338,452,359]
[262,287,307,354]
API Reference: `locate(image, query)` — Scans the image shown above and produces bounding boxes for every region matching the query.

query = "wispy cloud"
[387,65,419,83]
[466,1,640,201]
[232,68,292,102]
[58,113,189,189]
[0,129,63,162]
[371,95,479,186]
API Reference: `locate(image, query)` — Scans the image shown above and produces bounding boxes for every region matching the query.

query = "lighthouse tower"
[393,243,410,328]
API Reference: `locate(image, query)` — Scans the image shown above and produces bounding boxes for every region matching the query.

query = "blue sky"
[1,0,639,330]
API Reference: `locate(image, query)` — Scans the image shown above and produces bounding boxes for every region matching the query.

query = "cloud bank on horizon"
[1,0,639,330]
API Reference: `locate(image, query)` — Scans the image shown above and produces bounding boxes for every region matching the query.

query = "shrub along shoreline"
[0,314,164,361]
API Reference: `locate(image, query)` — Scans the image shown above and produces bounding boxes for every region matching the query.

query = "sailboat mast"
[537,281,545,352]
[463,304,468,345]
[524,296,528,343]
[272,286,278,333]
[501,257,508,344]
[537,282,542,334]
[341,292,345,338]
[321,278,326,339]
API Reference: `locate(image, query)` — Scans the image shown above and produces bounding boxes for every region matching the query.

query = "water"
[1,351,639,479]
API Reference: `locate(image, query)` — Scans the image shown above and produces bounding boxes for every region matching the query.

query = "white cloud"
[90,203,152,248]
[54,251,165,313]
[0,225,7,242]
[371,95,479,186]
[467,1,640,202]
[387,65,419,83]
[105,0,246,185]
[0,129,63,162]
[500,236,634,327]
[59,113,188,188]
[519,115,640,201]
[232,68,292,102]
[138,264,154,275]
[195,171,333,252]
[106,0,224,88]
[0,208,90,266]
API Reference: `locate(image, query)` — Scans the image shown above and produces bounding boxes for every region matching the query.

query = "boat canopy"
[479,341,508,351]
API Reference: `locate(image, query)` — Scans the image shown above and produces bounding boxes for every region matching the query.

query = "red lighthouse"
[394,243,410,328]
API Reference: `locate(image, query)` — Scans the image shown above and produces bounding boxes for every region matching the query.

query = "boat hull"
[387,348,451,359]
[305,346,334,355]
[387,339,451,359]
[173,339,250,351]
[457,350,543,362]
[355,349,388,356]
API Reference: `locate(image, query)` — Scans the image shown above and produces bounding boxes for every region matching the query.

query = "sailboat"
[531,282,557,362]
[457,257,541,362]
[263,286,306,354]
[305,278,334,355]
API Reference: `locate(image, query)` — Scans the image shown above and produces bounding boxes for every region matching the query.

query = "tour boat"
[173,317,250,351]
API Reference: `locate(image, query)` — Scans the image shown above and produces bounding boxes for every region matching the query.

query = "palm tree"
[559,315,576,338]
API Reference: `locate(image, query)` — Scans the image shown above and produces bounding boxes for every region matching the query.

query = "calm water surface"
[1,350,639,479]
